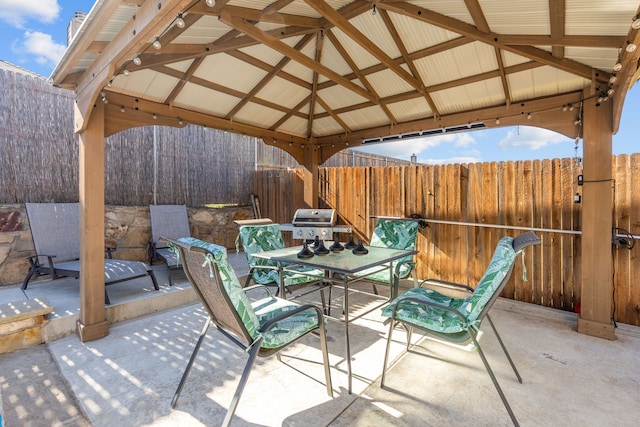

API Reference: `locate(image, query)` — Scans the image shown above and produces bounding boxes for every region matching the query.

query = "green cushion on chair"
[381,237,516,333]
[355,219,418,282]
[252,297,322,349]
[177,237,261,338]
[238,224,325,287]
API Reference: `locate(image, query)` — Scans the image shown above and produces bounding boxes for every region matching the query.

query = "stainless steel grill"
[282,208,352,240]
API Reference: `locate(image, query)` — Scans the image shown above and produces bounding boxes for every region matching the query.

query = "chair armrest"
[105,240,117,259]
[390,296,468,323]
[26,254,56,268]
[258,303,324,333]
[251,264,280,272]
[418,278,474,293]
[393,259,416,276]
[243,284,274,299]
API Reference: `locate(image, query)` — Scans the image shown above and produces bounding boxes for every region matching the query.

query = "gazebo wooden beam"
[76,101,109,342]
[577,92,615,339]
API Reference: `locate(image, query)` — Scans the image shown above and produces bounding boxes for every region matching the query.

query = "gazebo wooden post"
[302,145,320,209]
[577,95,616,340]
[76,101,109,342]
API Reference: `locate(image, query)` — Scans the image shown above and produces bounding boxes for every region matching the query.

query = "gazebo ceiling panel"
[338,105,390,132]
[317,82,369,111]
[388,13,462,53]
[407,0,474,25]
[173,84,239,116]
[94,5,137,42]
[239,36,306,67]
[311,115,347,137]
[255,76,312,110]
[233,102,287,129]
[52,0,640,145]
[508,67,589,102]
[313,38,357,84]
[501,51,536,68]
[565,47,621,72]
[281,59,316,84]
[565,0,640,36]
[480,0,551,35]
[330,27,386,70]
[110,69,179,103]
[165,59,194,73]
[193,54,268,94]
[416,42,498,87]
[275,116,308,138]
[173,15,227,43]
[387,97,434,123]
[431,78,506,115]
[348,11,402,60]
[365,68,416,98]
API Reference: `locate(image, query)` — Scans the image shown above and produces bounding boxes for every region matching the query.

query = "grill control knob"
[321,230,328,237]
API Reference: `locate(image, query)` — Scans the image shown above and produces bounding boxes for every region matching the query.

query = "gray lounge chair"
[148,204,191,285]
[22,203,159,304]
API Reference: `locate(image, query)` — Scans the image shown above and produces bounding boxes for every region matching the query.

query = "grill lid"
[291,209,337,226]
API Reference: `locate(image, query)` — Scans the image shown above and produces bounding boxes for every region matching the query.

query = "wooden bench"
[0,298,53,353]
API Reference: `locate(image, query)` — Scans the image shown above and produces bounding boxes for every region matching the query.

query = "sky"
[1,0,638,165]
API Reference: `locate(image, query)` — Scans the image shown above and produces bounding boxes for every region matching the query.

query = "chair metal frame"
[381,232,541,427]
[166,237,333,427]
[237,223,331,308]
[22,203,158,304]
[148,204,191,286]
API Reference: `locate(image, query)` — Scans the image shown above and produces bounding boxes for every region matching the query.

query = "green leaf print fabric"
[177,237,261,338]
[238,224,324,286]
[178,237,322,350]
[356,219,419,282]
[252,297,321,349]
[381,236,516,333]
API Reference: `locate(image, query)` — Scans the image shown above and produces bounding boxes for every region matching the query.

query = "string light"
[152,38,162,50]
[175,14,185,28]
[133,56,142,66]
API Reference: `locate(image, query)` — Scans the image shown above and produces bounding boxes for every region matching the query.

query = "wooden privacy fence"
[254,154,640,327]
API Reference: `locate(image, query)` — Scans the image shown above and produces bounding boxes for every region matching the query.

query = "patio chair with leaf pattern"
[380,231,541,427]
[353,218,419,299]
[236,223,330,305]
[165,236,333,427]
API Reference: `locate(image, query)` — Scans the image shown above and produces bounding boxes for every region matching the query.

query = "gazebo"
[49,0,640,342]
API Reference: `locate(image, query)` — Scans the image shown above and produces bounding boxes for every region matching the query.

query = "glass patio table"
[252,244,417,394]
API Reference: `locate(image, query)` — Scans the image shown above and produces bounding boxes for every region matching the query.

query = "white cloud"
[0,1,60,28]
[354,132,477,161]
[498,126,571,150]
[421,147,482,165]
[19,31,66,66]
[422,156,481,165]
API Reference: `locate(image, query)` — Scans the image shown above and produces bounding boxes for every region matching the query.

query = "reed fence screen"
[1,67,404,206]
[254,156,640,327]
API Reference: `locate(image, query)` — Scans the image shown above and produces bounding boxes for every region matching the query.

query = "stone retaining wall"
[0,204,254,287]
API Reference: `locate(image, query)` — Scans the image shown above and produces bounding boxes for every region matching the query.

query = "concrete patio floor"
[1,253,639,427]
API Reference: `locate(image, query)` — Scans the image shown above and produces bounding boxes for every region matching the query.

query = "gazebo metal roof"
[51,0,640,164]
